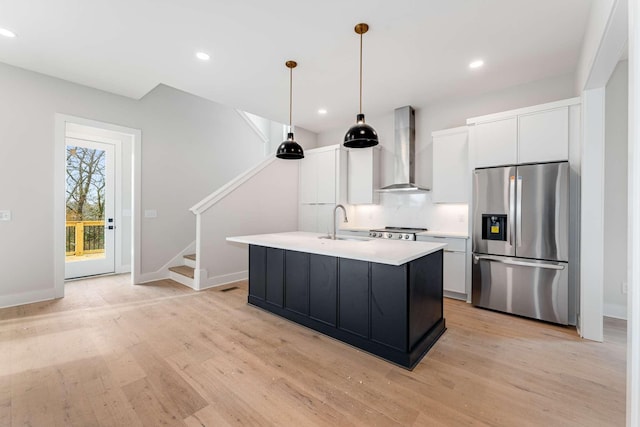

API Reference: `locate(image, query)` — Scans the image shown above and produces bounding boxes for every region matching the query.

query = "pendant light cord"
[289,65,293,130]
[359,31,363,114]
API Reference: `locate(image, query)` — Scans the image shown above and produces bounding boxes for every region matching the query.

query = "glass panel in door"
[65,138,115,279]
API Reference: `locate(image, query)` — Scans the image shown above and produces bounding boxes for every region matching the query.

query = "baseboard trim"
[0,287,58,309]
[115,264,132,274]
[137,271,170,284]
[604,302,627,320]
[200,271,247,290]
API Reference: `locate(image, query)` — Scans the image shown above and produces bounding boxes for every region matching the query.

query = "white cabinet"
[473,117,517,168]
[468,99,577,168]
[298,145,346,233]
[432,127,468,203]
[299,204,335,235]
[443,251,466,294]
[518,107,569,163]
[416,235,468,298]
[300,148,337,204]
[316,150,337,203]
[347,147,380,205]
[299,154,318,204]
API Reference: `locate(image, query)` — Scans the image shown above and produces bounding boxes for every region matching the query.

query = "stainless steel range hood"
[376,106,430,193]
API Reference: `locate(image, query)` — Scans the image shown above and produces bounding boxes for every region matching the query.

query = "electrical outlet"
[0,210,11,221]
[622,282,628,295]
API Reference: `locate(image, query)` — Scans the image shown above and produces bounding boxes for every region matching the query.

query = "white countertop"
[417,231,469,239]
[339,227,469,239]
[227,231,446,266]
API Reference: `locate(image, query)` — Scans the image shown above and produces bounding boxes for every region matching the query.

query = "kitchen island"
[226,231,447,369]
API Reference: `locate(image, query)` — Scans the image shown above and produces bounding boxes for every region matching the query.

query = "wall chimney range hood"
[376,106,430,193]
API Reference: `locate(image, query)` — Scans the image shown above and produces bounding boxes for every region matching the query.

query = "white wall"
[604,60,629,319]
[198,159,299,288]
[0,60,309,307]
[576,0,618,91]
[317,73,576,232]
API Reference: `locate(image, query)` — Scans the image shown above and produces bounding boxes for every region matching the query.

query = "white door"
[65,137,116,279]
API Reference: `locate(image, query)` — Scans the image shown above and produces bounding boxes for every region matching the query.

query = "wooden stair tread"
[184,254,196,261]
[169,265,195,279]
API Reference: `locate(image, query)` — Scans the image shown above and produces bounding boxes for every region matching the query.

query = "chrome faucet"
[332,204,348,240]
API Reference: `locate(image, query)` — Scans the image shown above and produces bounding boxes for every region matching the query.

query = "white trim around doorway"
[54,114,142,297]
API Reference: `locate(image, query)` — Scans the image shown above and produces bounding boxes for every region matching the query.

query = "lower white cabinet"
[443,251,466,294]
[416,235,468,298]
[299,204,336,235]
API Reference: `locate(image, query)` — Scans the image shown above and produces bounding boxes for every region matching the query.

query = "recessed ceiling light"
[318,109,327,115]
[196,52,210,61]
[0,28,16,38]
[469,59,484,69]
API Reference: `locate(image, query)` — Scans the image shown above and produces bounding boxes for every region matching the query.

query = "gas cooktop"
[368,227,428,241]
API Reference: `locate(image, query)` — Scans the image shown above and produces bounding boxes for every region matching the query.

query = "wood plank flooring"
[0,274,626,426]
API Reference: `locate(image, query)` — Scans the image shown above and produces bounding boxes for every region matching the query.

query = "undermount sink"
[318,236,370,242]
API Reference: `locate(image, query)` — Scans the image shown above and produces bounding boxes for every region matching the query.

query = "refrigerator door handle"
[473,254,566,270]
[509,175,516,246]
[516,175,523,247]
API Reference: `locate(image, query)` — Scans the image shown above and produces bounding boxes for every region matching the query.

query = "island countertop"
[227,231,446,266]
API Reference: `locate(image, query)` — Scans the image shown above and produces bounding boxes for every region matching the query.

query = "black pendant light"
[276,60,304,159]
[344,23,378,148]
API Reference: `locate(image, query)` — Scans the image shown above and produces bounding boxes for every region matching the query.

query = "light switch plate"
[144,209,157,218]
[0,210,11,221]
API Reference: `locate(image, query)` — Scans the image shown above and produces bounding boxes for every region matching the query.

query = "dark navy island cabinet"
[247,245,446,370]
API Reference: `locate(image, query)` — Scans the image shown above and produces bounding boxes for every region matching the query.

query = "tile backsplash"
[347,193,468,234]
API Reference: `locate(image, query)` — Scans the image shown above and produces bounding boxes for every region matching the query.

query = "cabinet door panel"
[348,148,379,205]
[474,118,517,168]
[249,245,266,300]
[315,204,336,236]
[339,259,369,338]
[409,252,443,349]
[371,263,407,351]
[299,154,318,204]
[518,107,569,163]
[309,254,338,325]
[433,130,468,203]
[285,251,309,315]
[266,248,284,307]
[298,204,317,232]
[316,150,337,203]
[443,251,466,294]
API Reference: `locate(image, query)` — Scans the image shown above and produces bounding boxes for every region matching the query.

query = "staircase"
[168,254,197,288]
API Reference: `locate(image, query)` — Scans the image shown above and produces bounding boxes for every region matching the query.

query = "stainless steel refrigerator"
[472,161,570,325]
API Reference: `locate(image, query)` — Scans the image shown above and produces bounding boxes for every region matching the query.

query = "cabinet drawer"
[416,236,467,252]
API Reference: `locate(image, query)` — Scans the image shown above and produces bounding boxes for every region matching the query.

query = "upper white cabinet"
[468,98,579,168]
[473,118,517,168]
[518,107,569,164]
[347,147,380,205]
[432,126,469,203]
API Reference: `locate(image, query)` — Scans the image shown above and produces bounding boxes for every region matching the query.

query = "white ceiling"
[0,0,592,133]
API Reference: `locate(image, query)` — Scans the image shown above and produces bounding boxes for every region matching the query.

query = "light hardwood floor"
[0,275,626,426]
